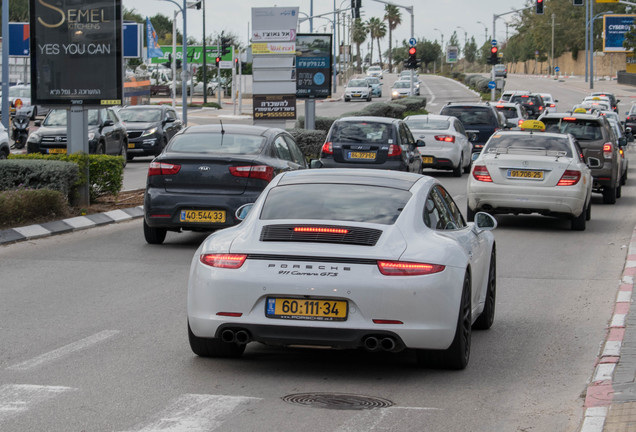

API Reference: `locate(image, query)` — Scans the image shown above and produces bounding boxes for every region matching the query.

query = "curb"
[580,226,636,431]
[0,206,144,246]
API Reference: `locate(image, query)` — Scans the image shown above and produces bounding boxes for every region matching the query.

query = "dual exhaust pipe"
[363,335,398,352]
[220,329,251,344]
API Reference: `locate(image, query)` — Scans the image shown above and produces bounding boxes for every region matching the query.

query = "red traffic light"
[408,47,416,55]
[491,46,498,54]
[234,58,238,63]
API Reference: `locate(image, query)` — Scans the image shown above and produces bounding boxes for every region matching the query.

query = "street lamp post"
[162,0,189,125]
[589,10,614,89]
[476,21,488,43]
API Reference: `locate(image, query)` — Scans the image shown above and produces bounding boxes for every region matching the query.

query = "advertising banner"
[603,14,636,52]
[9,23,30,57]
[253,94,297,119]
[150,46,230,64]
[296,33,332,99]
[446,46,458,63]
[252,42,296,55]
[29,0,122,106]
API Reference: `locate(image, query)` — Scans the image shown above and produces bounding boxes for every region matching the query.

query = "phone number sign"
[253,94,296,119]
[29,0,123,106]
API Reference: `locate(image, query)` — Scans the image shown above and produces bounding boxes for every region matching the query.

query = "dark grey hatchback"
[143,124,307,244]
[315,116,423,173]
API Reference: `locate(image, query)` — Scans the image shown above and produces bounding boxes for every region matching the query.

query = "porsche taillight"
[321,141,333,154]
[472,165,492,182]
[557,170,581,186]
[200,254,247,269]
[229,165,274,182]
[148,161,181,176]
[377,260,445,276]
[388,144,402,157]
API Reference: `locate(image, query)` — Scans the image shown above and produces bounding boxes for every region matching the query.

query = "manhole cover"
[282,393,393,410]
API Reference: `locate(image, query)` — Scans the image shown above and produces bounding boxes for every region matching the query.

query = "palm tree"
[367,17,387,69]
[352,18,368,73]
[383,5,402,73]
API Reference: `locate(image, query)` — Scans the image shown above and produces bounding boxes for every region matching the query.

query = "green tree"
[419,39,441,72]
[624,25,636,52]
[0,0,29,22]
[464,36,478,64]
[352,18,368,72]
[383,5,402,73]
[367,17,387,69]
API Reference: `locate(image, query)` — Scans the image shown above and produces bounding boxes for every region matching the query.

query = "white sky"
[125,0,529,58]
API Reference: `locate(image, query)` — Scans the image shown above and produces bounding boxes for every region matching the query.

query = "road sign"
[488,81,496,89]
[491,39,497,46]
[555,66,560,72]
[409,38,416,46]
[9,23,29,57]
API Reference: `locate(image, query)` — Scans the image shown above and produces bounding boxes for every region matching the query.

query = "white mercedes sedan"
[187,169,497,369]
[404,114,473,177]
[467,122,599,230]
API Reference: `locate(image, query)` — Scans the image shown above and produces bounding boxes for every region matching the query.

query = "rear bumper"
[318,158,408,171]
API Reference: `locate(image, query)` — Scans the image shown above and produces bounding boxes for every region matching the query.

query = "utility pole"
[551,13,555,76]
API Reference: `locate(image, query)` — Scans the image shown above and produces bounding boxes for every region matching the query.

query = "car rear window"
[495,107,519,119]
[330,121,394,143]
[510,95,541,105]
[168,133,265,154]
[542,118,604,141]
[441,106,496,126]
[404,118,450,130]
[485,134,572,156]
[260,184,412,225]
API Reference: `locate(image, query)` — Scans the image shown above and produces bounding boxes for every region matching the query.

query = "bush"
[294,116,338,132]
[287,128,327,161]
[0,188,69,229]
[9,153,123,202]
[0,159,78,200]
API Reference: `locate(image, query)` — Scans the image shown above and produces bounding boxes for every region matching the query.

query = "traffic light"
[215,56,221,67]
[573,0,583,5]
[221,37,231,56]
[407,46,417,69]
[536,0,544,14]
[351,0,361,19]
[489,46,499,65]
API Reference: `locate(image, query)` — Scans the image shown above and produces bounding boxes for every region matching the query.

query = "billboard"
[603,14,636,52]
[296,33,332,99]
[29,0,123,106]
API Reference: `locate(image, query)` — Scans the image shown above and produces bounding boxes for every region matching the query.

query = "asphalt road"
[1,73,635,431]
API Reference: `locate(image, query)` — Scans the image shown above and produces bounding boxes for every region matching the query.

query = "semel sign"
[29,0,122,106]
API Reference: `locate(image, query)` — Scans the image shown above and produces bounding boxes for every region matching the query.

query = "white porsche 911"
[187,169,497,369]
[467,121,600,230]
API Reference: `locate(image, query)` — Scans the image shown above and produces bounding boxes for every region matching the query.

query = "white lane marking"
[580,407,607,432]
[333,406,440,432]
[617,290,632,303]
[419,79,435,105]
[602,340,621,357]
[7,330,119,371]
[0,384,75,422]
[123,394,261,432]
[611,313,626,328]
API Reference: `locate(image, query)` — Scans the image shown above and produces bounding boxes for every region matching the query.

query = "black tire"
[143,219,167,245]
[344,98,350,102]
[367,95,372,102]
[617,184,622,199]
[463,158,471,174]
[127,153,134,161]
[0,150,7,160]
[466,206,476,222]
[452,157,463,177]
[30,107,36,120]
[586,199,592,221]
[473,247,496,330]
[603,185,617,204]
[571,206,586,231]
[188,322,246,358]
[96,142,105,155]
[207,87,214,96]
[416,271,472,370]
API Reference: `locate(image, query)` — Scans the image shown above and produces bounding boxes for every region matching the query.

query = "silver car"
[344,78,372,102]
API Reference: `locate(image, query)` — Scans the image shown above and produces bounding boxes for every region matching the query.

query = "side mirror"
[416,139,425,147]
[34,120,41,127]
[165,117,175,123]
[472,212,497,234]
[587,157,602,168]
[619,136,627,147]
[310,159,323,169]
[102,119,114,127]
[235,203,254,221]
